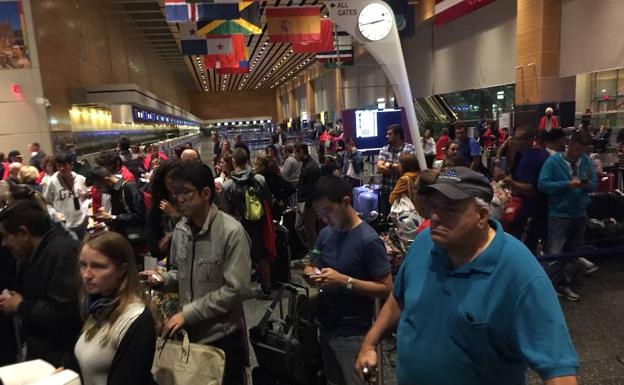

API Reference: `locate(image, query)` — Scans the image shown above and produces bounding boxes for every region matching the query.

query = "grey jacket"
[161,204,251,344]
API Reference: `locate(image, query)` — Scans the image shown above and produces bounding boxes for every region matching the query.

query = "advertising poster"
[0,0,30,69]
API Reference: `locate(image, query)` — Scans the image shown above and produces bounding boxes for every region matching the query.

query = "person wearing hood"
[221,148,274,299]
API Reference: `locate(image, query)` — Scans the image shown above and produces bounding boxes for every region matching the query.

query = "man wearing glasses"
[142,162,251,385]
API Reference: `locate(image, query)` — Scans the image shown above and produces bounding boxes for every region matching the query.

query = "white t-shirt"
[43,172,90,229]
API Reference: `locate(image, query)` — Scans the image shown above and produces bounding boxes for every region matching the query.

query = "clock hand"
[359,19,385,26]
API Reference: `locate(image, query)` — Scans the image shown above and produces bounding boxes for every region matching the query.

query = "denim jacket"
[161,204,251,343]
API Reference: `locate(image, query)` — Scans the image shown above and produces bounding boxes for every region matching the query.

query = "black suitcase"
[272,222,291,285]
[250,284,323,385]
[282,208,306,259]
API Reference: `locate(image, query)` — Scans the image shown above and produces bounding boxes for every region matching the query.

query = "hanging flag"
[197,2,261,35]
[185,0,240,3]
[316,29,354,67]
[197,3,240,21]
[215,61,250,74]
[206,35,233,55]
[165,0,194,22]
[434,0,495,28]
[292,19,333,53]
[179,22,208,55]
[165,1,240,22]
[266,7,321,43]
[204,34,246,69]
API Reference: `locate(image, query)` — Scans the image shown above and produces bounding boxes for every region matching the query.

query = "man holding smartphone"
[538,130,597,301]
[304,175,392,385]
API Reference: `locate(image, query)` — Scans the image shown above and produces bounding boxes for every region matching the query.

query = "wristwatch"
[346,276,354,290]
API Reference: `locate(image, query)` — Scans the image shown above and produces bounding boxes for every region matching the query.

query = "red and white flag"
[434,0,495,27]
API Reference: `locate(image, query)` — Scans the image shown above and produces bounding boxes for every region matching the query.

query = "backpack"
[233,175,264,221]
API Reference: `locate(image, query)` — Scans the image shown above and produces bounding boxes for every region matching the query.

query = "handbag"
[152,330,225,385]
[389,177,416,222]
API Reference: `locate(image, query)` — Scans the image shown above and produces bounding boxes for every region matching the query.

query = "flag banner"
[179,22,208,55]
[292,18,333,53]
[185,0,261,2]
[316,29,353,64]
[165,1,240,22]
[434,0,495,27]
[197,3,240,21]
[165,0,194,22]
[204,34,246,69]
[185,0,240,3]
[266,7,321,43]
[206,35,233,55]
[197,2,261,35]
[215,60,250,74]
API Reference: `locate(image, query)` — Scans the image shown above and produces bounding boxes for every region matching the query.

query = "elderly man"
[539,107,559,132]
[180,148,201,162]
[356,167,579,385]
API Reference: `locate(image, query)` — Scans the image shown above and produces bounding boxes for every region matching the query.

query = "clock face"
[357,3,393,42]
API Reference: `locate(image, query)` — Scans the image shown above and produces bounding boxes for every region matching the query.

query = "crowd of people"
[0,110,620,385]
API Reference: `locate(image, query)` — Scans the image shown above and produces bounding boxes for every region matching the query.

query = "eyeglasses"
[171,188,198,201]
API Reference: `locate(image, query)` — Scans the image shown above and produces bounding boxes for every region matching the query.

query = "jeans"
[295,202,317,250]
[319,329,367,385]
[209,328,246,385]
[546,216,586,288]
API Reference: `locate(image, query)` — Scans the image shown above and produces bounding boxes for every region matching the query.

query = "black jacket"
[16,226,81,366]
[109,179,146,242]
[0,245,16,365]
[30,151,46,171]
[66,306,157,385]
[296,156,320,203]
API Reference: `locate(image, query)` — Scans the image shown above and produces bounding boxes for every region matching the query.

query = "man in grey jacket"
[144,162,251,385]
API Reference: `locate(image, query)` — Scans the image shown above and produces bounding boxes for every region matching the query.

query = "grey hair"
[474,197,491,214]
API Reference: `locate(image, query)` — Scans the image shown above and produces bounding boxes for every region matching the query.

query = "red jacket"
[144,151,169,171]
[435,135,450,160]
[538,115,559,130]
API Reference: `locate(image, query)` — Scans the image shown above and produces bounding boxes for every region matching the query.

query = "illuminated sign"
[132,106,196,126]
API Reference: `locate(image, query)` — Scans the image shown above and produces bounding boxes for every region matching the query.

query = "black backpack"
[231,174,265,221]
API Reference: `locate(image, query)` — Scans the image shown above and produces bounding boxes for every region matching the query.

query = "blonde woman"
[67,232,156,385]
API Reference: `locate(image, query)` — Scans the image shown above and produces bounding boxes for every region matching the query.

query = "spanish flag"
[266,7,321,43]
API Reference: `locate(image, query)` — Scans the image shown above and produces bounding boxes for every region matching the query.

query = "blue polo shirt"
[393,220,578,385]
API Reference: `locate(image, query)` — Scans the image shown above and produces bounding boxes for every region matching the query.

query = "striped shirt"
[378,143,416,193]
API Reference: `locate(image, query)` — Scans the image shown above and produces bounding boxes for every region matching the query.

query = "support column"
[288,87,297,119]
[515,0,575,127]
[306,79,316,118]
[276,89,285,124]
[334,68,344,119]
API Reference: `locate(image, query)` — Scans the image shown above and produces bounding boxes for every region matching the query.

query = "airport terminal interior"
[1,0,624,384]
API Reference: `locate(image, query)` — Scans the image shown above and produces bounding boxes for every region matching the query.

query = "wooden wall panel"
[31,0,191,131]
[189,90,278,121]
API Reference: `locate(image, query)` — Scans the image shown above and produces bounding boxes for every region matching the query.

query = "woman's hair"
[40,156,56,173]
[149,160,182,211]
[255,155,279,176]
[80,231,144,344]
[220,153,234,175]
[8,184,47,211]
[399,153,420,173]
[18,166,39,184]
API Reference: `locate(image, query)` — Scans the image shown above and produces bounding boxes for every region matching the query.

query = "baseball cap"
[419,167,493,203]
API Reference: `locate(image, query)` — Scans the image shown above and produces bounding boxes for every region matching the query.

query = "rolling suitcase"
[250,284,323,385]
[282,208,306,259]
[271,222,291,285]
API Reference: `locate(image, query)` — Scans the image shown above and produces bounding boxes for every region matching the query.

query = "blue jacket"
[538,152,596,218]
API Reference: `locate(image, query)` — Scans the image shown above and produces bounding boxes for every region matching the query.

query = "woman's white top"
[74,301,145,385]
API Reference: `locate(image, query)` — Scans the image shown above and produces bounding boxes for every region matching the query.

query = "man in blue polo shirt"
[456,123,482,171]
[356,167,578,385]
